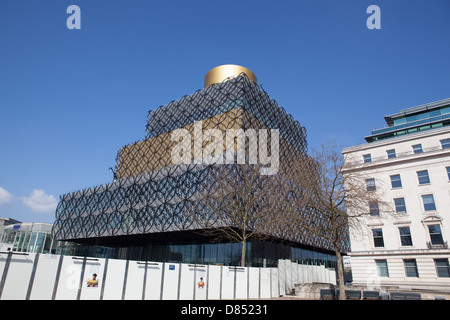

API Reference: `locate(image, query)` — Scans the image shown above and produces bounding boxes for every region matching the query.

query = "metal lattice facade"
[52,74,344,253]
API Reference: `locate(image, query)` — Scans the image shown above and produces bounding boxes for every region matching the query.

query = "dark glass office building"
[52,65,346,267]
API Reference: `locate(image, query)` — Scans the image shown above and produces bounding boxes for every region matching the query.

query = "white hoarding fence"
[0,252,336,300]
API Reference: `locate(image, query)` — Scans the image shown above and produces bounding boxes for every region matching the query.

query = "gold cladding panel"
[204,65,257,88]
[116,108,244,179]
[117,106,308,183]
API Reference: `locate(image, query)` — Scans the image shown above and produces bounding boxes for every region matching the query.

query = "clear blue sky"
[1,0,449,223]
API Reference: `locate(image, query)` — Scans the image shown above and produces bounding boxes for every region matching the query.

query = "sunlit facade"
[343,98,450,292]
[51,65,347,267]
[1,222,67,255]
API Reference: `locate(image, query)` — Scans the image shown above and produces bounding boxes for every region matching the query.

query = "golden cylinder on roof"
[204,64,257,88]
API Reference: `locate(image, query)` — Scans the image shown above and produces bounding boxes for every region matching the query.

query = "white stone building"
[342,98,450,293]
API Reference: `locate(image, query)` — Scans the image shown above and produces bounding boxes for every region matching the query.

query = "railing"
[346,145,446,167]
[426,241,448,249]
[371,113,450,135]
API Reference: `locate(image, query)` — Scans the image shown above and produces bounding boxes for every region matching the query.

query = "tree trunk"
[334,245,346,300]
[241,240,246,267]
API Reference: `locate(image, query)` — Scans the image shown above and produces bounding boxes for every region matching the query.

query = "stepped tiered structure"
[52,65,345,266]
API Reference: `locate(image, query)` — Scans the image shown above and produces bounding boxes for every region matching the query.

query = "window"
[442,106,450,114]
[434,259,450,278]
[390,174,402,188]
[393,117,406,125]
[428,224,444,245]
[399,227,413,246]
[429,109,441,117]
[403,259,419,277]
[363,154,372,163]
[422,194,436,211]
[406,115,418,123]
[412,144,423,154]
[394,198,407,213]
[375,260,389,277]
[372,229,384,247]
[386,149,396,159]
[447,167,450,181]
[417,170,430,185]
[366,178,376,191]
[418,112,430,120]
[440,139,450,149]
[369,201,379,216]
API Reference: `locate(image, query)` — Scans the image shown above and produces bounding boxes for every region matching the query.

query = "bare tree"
[279,142,392,300]
[189,163,281,267]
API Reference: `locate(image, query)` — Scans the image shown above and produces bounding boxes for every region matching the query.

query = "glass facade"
[1,228,69,255]
[1,225,337,268]
[365,99,450,143]
[392,105,450,126]
[369,122,446,142]
[89,239,336,268]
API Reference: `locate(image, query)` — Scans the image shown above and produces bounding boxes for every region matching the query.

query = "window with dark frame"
[428,224,444,245]
[412,144,423,154]
[434,259,450,278]
[363,154,372,163]
[375,259,389,277]
[390,174,402,188]
[369,201,380,216]
[386,149,396,159]
[422,194,436,211]
[372,228,384,247]
[403,259,419,277]
[366,178,376,191]
[440,138,450,149]
[399,226,413,246]
[417,170,430,185]
[394,197,407,213]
